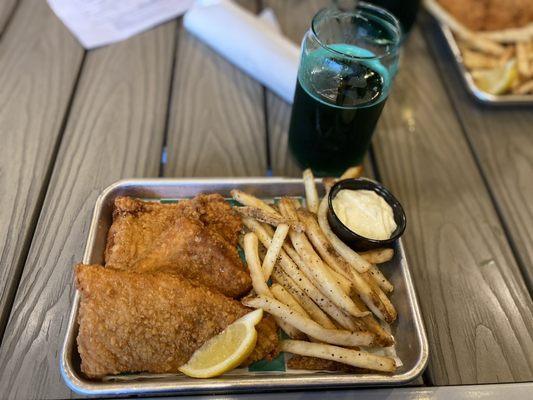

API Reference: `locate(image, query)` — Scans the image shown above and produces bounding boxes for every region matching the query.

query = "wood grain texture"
[0,0,84,337]
[421,14,533,290]
[373,28,533,385]
[0,0,17,35]
[263,0,329,177]
[164,2,267,177]
[0,22,176,400]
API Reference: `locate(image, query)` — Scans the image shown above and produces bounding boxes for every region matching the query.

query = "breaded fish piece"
[243,311,279,366]
[75,265,278,378]
[105,194,242,267]
[104,194,250,297]
[121,216,251,298]
[438,0,533,31]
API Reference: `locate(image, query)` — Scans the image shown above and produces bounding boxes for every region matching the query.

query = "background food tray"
[60,178,429,397]
[437,23,533,106]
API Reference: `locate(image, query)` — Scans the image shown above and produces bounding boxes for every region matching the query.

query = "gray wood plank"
[421,14,533,290]
[372,27,533,385]
[0,0,84,338]
[263,0,328,177]
[164,2,267,177]
[0,21,177,400]
[0,0,17,35]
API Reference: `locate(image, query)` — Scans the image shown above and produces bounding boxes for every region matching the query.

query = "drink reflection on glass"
[288,3,401,176]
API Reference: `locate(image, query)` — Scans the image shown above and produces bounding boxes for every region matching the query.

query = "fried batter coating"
[114,216,251,298]
[104,195,250,297]
[243,313,279,366]
[438,0,533,31]
[105,194,242,266]
[75,265,277,378]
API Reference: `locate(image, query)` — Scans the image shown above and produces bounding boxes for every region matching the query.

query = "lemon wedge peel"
[473,59,518,95]
[178,309,263,378]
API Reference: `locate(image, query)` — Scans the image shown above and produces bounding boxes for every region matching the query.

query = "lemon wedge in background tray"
[472,59,518,95]
[179,309,263,378]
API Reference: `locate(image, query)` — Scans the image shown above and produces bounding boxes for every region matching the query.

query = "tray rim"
[60,177,429,396]
[437,23,533,106]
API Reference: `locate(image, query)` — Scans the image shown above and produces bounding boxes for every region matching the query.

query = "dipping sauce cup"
[327,178,406,251]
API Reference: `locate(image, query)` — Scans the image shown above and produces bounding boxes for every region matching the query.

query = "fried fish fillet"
[438,0,533,31]
[114,215,251,298]
[75,264,278,378]
[105,194,242,266]
[104,195,251,298]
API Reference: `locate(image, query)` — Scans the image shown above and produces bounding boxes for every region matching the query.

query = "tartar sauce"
[332,189,396,240]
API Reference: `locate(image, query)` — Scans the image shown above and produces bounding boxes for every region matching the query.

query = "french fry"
[297,208,395,323]
[283,201,352,299]
[286,237,352,295]
[367,265,394,294]
[322,177,336,192]
[275,318,306,340]
[272,265,357,331]
[424,0,505,56]
[271,267,336,329]
[340,165,364,180]
[243,232,271,297]
[270,283,309,318]
[462,49,500,69]
[359,248,394,264]
[280,199,368,318]
[477,24,533,43]
[517,42,532,78]
[236,206,303,232]
[303,169,319,213]
[261,224,289,280]
[243,296,374,347]
[514,79,533,94]
[498,45,515,66]
[317,196,371,273]
[277,227,351,295]
[262,223,307,268]
[280,340,396,373]
[351,294,394,347]
[245,218,354,329]
[243,233,303,339]
[327,267,353,295]
[231,190,280,216]
[264,220,349,307]
[362,270,397,323]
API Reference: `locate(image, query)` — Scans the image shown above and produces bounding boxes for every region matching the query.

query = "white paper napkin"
[184,0,300,103]
[48,0,194,49]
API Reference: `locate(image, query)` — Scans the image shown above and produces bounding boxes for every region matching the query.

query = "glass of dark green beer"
[288,3,401,176]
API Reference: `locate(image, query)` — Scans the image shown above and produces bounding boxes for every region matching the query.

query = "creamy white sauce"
[332,189,396,240]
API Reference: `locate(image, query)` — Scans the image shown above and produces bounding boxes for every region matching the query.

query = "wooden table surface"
[0,1,531,399]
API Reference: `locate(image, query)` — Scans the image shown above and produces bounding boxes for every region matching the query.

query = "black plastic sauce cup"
[327,178,406,252]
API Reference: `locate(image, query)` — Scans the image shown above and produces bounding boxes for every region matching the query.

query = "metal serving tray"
[438,23,533,106]
[61,178,428,397]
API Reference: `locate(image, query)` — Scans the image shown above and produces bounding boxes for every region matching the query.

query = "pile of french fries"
[233,167,400,373]
[425,0,533,95]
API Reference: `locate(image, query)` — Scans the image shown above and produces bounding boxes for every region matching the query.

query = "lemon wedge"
[178,309,263,378]
[472,59,518,95]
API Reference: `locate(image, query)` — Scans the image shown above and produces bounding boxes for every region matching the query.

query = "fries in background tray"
[425,0,533,95]
[235,166,401,373]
